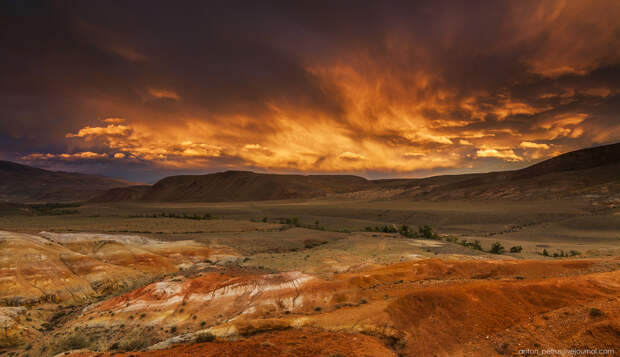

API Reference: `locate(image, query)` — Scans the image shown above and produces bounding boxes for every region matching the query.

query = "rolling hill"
[0,161,136,202]
[395,142,620,200]
[92,142,620,202]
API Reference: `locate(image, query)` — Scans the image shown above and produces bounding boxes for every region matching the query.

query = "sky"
[1,0,620,183]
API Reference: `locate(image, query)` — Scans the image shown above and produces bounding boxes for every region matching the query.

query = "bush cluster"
[365,224,438,239]
[130,212,212,220]
[540,249,581,257]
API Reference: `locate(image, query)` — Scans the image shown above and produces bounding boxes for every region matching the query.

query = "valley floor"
[0,198,618,356]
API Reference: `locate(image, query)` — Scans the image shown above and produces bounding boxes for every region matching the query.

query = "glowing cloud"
[148,88,181,100]
[66,124,131,138]
[476,149,523,162]
[520,141,550,149]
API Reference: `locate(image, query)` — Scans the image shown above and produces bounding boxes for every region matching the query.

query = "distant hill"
[92,171,369,202]
[0,161,136,202]
[92,142,620,202]
[395,142,620,200]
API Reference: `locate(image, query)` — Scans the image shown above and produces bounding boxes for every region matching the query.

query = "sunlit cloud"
[338,152,367,161]
[22,152,109,161]
[65,124,131,138]
[147,88,181,100]
[103,118,126,124]
[520,141,550,150]
[476,148,523,162]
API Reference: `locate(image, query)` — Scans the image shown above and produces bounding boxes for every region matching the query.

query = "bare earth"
[0,197,618,356]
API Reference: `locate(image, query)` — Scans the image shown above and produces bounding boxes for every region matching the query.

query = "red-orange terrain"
[58,257,620,357]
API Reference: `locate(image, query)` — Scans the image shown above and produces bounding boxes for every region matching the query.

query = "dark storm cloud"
[1,0,619,180]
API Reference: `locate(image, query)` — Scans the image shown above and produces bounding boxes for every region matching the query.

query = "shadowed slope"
[0,161,136,202]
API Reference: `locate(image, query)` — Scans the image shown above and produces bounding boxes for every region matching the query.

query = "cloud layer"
[2,1,620,181]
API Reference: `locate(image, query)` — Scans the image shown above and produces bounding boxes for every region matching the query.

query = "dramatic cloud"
[2,0,619,181]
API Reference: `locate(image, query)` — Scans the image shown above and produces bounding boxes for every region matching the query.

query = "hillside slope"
[0,161,135,202]
[92,171,371,202]
[397,142,620,200]
[92,142,620,202]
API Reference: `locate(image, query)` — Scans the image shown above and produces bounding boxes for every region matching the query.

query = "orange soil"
[388,270,620,356]
[72,328,395,357]
[64,258,620,357]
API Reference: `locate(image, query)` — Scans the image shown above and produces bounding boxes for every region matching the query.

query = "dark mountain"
[92,171,369,202]
[396,142,620,200]
[0,161,136,202]
[92,142,620,202]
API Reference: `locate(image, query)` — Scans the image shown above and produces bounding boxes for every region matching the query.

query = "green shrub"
[445,236,459,243]
[418,225,437,239]
[489,242,505,254]
[510,246,523,253]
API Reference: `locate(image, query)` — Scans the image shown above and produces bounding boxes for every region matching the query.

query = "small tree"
[489,242,505,254]
[542,249,549,257]
[510,245,523,253]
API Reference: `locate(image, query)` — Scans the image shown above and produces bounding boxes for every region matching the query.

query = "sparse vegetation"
[195,332,216,343]
[510,245,523,253]
[52,333,90,354]
[489,242,505,254]
[459,239,483,251]
[418,225,437,239]
[119,336,152,351]
[365,224,398,233]
[365,224,439,239]
[538,249,581,258]
[28,203,81,216]
[304,239,328,249]
[129,212,213,220]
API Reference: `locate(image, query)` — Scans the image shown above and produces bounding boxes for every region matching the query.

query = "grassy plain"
[1,197,618,262]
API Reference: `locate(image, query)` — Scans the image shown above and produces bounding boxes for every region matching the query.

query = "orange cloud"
[520,141,550,149]
[148,88,181,100]
[22,152,109,161]
[476,148,523,162]
[66,124,131,138]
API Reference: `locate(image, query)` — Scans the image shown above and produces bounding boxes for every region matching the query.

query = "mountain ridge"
[91,142,620,202]
[0,161,137,202]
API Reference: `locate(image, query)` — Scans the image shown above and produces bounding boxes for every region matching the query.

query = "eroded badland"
[0,195,619,357]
